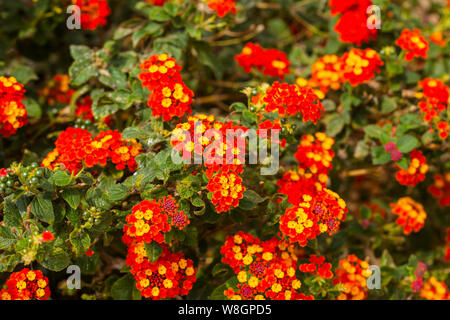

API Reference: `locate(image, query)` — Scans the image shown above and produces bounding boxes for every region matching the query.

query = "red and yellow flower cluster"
[42,127,142,174]
[417,78,449,124]
[207,0,236,17]
[395,29,429,61]
[234,43,290,79]
[139,54,194,121]
[221,232,314,300]
[395,150,428,187]
[73,0,111,30]
[145,0,169,6]
[0,76,27,137]
[170,114,247,213]
[390,197,427,235]
[299,255,333,279]
[300,49,383,94]
[123,197,190,246]
[277,170,326,205]
[419,277,450,300]
[294,132,335,181]
[126,242,197,299]
[39,74,74,106]
[122,196,195,299]
[339,48,383,86]
[279,189,347,246]
[0,269,50,300]
[329,0,377,45]
[428,173,450,207]
[263,81,324,123]
[333,254,371,300]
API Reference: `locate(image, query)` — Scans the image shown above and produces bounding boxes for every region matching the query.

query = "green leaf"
[371,146,391,165]
[230,102,247,112]
[132,22,163,48]
[148,7,171,21]
[177,183,195,199]
[396,135,420,153]
[70,230,91,255]
[62,189,81,209]
[23,98,42,118]
[111,274,139,300]
[11,65,38,84]
[52,170,72,186]
[108,184,130,202]
[4,199,22,228]
[326,114,345,137]
[38,249,71,271]
[145,241,162,263]
[122,127,148,140]
[163,2,179,16]
[381,97,397,113]
[364,125,383,138]
[30,193,55,224]
[0,226,17,250]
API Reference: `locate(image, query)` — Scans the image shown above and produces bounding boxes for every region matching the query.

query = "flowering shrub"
[0,0,449,301]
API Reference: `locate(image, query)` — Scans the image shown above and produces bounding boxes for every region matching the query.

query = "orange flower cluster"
[307,55,344,93]
[0,76,27,137]
[279,189,347,246]
[138,54,193,121]
[299,255,333,279]
[39,74,74,106]
[437,121,449,140]
[330,0,377,45]
[170,114,247,213]
[207,0,236,17]
[42,127,141,174]
[277,171,324,205]
[0,269,50,300]
[395,29,429,61]
[390,197,427,235]
[207,169,246,213]
[339,49,383,86]
[428,173,450,207]
[123,196,190,246]
[263,81,324,123]
[294,132,335,179]
[126,242,197,299]
[333,254,370,300]
[419,277,450,300]
[221,232,314,300]
[73,0,111,30]
[234,43,290,79]
[417,78,449,122]
[277,170,326,205]
[257,118,286,147]
[395,150,428,186]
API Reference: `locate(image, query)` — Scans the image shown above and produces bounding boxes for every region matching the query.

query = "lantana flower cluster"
[0,269,50,300]
[428,173,450,207]
[138,54,194,121]
[262,81,324,123]
[123,196,190,246]
[42,127,142,174]
[419,277,450,300]
[234,43,290,79]
[416,78,449,124]
[299,255,333,279]
[333,254,371,300]
[279,189,347,247]
[221,232,314,300]
[395,150,429,187]
[170,114,247,213]
[299,49,383,94]
[39,74,74,106]
[395,29,429,61]
[390,197,427,235]
[73,0,111,30]
[125,242,197,299]
[207,0,236,17]
[294,132,335,180]
[329,0,377,45]
[0,76,27,137]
